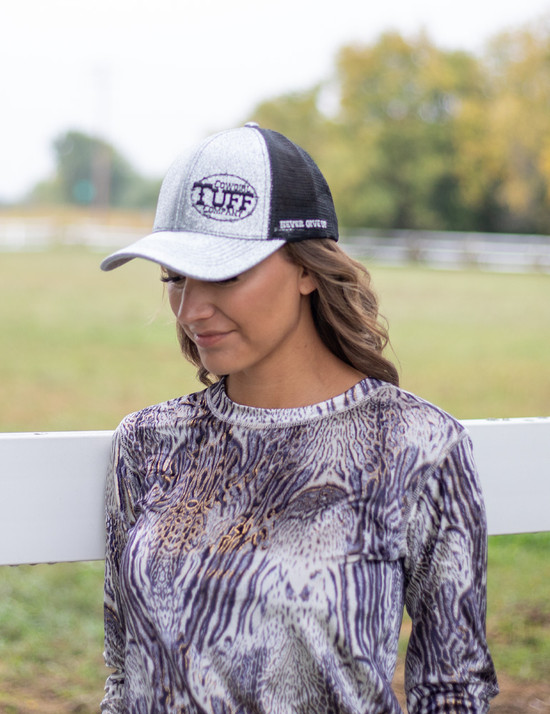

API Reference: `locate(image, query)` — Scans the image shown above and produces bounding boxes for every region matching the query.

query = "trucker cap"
[100,123,338,281]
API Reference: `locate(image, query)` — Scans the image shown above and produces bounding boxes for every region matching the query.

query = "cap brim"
[100,231,286,281]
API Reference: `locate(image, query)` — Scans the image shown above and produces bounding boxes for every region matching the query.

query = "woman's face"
[165,249,316,382]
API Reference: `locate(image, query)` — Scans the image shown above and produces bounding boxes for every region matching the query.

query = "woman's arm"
[404,435,499,713]
[101,424,140,713]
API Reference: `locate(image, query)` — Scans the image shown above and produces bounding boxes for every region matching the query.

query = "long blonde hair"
[175,239,399,387]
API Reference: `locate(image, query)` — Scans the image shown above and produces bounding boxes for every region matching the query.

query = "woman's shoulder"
[358,381,475,511]
[112,385,211,444]
[362,379,468,450]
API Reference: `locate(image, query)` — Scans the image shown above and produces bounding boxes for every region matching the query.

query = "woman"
[100,124,498,713]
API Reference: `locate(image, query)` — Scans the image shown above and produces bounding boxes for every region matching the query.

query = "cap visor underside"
[100,231,286,281]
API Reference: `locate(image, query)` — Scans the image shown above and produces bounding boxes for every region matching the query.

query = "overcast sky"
[2,0,549,202]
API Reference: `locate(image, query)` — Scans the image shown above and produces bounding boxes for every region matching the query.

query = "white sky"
[2,0,550,201]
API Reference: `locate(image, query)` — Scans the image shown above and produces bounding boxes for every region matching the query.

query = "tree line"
[250,21,550,235]
[27,19,550,234]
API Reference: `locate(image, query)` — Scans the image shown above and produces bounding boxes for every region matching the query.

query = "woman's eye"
[159,273,239,287]
[160,274,186,286]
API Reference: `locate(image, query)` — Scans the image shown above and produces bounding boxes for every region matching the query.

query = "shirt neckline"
[204,377,384,428]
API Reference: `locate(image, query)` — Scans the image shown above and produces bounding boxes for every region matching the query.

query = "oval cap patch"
[191,174,258,222]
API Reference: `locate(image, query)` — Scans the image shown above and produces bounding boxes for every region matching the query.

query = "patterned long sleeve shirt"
[101,377,498,713]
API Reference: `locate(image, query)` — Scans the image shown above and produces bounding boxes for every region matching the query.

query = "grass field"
[0,246,549,711]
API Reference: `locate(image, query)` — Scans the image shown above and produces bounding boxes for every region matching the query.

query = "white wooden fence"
[2,220,550,273]
[1,418,549,566]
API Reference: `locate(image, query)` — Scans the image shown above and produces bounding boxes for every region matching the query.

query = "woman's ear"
[298,266,317,296]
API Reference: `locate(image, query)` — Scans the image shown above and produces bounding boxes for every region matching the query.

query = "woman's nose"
[169,279,216,323]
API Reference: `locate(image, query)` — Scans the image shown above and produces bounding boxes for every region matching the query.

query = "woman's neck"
[225,346,365,409]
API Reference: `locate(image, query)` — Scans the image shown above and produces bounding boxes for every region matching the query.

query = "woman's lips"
[193,331,231,348]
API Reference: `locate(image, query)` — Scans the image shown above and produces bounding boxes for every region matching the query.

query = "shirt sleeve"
[101,422,142,714]
[403,434,499,713]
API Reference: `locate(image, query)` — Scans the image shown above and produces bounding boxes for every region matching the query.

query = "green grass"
[374,266,550,419]
[1,246,549,708]
[0,246,200,432]
[487,533,550,681]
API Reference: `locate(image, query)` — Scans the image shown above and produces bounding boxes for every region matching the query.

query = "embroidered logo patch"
[191,174,257,222]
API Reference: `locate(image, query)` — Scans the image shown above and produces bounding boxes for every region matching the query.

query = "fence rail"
[343,229,550,273]
[1,417,549,566]
[1,218,550,272]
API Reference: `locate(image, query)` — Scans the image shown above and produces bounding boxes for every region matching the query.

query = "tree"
[247,23,550,234]
[477,22,550,232]
[249,33,487,231]
[29,131,160,210]
[333,32,486,230]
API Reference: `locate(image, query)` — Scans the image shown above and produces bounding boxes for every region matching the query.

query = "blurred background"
[1,0,549,711]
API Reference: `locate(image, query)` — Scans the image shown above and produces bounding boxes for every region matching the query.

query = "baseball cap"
[100,123,338,281]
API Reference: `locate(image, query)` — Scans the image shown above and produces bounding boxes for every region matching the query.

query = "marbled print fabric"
[101,378,498,713]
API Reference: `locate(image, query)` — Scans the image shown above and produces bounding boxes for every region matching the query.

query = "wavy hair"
[175,239,399,387]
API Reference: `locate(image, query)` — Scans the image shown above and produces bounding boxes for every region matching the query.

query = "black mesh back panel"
[258,128,338,242]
